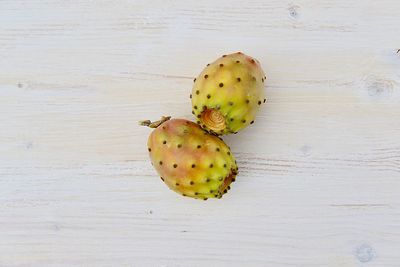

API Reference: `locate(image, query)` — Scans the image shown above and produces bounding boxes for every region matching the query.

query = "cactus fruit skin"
[146,118,238,200]
[191,52,266,135]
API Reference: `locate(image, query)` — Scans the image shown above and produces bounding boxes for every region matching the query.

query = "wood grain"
[1,0,400,266]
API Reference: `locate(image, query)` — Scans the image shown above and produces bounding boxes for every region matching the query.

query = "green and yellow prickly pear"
[191,52,266,135]
[140,116,238,200]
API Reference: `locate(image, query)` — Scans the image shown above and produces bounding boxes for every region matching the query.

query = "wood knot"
[362,75,395,98]
[354,244,375,263]
[288,5,300,19]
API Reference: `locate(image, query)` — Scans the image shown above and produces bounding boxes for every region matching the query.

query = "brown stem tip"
[139,116,171,128]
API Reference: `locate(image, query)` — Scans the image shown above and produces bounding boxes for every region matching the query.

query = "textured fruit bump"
[147,118,238,200]
[191,52,266,135]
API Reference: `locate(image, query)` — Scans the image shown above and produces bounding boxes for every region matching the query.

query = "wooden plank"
[1,0,400,266]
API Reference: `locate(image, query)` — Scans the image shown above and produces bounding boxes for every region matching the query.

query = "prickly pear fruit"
[191,52,266,135]
[140,116,238,200]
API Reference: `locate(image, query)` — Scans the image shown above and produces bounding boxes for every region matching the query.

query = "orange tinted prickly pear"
[140,116,238,200]
[191,52,266,135]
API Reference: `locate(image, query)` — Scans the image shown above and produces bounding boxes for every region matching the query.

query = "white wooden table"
[1,1,400,266]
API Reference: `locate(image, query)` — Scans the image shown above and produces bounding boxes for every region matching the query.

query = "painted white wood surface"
[1,0,400,266]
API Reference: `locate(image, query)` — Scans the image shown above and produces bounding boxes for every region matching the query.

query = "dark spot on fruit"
[190,94,192,99]
[216,105,221,110]
[177,144,182,148]
[222,55,226,57]
[223,164,227,168]
[216,147,220,152]
[219,83,223,87]
[237,52,242,54]
[173,164,178,168]
[204,198,208,201]
[207,94,211,99]
[250,120,254,124]
[196,120,200,124]
[182,194,186,196]
[194,78,196,82]
[162,126,166,130]
[192,111,195,115]
[252,76,256,81]
[219,63,224,67]
[224,189,227,193]
[186,121,190,124]
[210,189,214,193]
[215,194,219,197]
[163,140,167,144]
[190,181,194,185]
[232,178,236,182]
[197,114,201,118]
[148,148,151,152]
[219,177,223,181]
[206,178,211,182]
[159,161,163,165]
[209,164,214,168]
[251,59,255,63]
[160,177,164,181]
[246,99,249,104]
[236,60,240,63]
[207,63,210,66]
[242,119,246,123]
[263,98,266,103]
[237,77,241,82]
[227,151,231,155]
[234,132,238,134]
[261,78,264,82]
[192,164,196,168]
[204,74,208,79]
[258,100,261,105]
[230,118,234,122]
[228,101,233,106]
[194,192,198,195]
[203,105,207,110]
[196,90,200,95]
[194,105,198,110]
[176,182,180,186]
[228,186,231,190]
